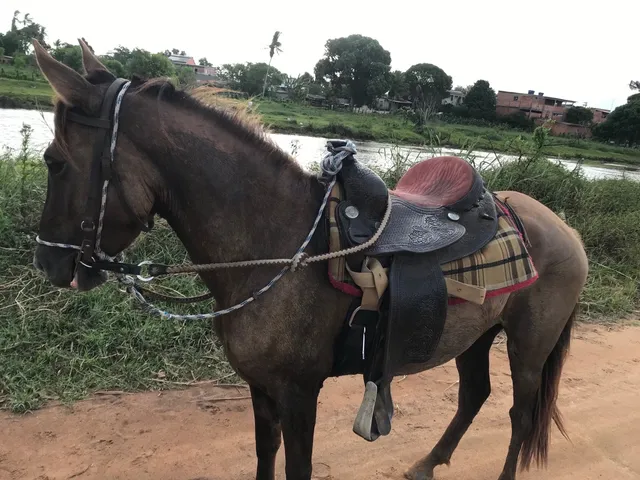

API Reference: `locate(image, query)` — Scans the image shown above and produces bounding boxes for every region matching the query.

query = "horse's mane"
[52,71,298,173]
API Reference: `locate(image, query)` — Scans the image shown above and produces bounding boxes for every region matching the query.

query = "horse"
[30,39,588,480]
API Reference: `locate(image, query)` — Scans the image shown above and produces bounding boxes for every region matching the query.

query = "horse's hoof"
[404,466,433,480]
[312,462,332,478]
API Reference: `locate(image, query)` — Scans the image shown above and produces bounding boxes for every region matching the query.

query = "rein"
[36,77,392,320]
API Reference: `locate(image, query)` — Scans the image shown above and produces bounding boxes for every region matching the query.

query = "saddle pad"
[442,207,538,305]
[328,202,538,305]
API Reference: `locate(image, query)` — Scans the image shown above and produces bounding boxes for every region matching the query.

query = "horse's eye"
[44,154,65,176]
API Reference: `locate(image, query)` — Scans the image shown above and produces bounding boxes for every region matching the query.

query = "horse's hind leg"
[405,325,502,480]
[497,287,579,480]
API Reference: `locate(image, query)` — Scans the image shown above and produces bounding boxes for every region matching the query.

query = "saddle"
[326,140,499,442]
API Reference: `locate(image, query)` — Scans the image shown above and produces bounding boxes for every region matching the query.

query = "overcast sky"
[2,0,637,110]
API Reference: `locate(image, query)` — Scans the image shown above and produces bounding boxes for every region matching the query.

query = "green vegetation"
[254,100,640,164]
[1,125,640,412]
[0,76,52,108]
[0,127,235,413]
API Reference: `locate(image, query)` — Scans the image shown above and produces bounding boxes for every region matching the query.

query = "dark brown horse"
[31,39,588,480]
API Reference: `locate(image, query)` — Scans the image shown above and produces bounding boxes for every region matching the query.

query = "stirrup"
[353,381,379,441]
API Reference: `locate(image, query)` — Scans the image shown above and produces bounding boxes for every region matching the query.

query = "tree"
[219,63,247,89]
[1,12,48,56]
[11,10,20,32]
[12,54,26,70]
[101,58,125,77]
[454,85,472,95]
[125,49,176,79]
[283,73,313,101]
[176,66,197,87]
[565,106,593,125]
[0,31,22,56]
[315,34,391,107]
[0,46,4,57]
[463,79,496,120]
[261,31,282,97]
[592,101,640,146]
[405,63,452,123]
[51,43,83,73]
[198,57,212,67]
[220,62,283,95]
[108,46,133,66]
[388,70,410,99]
[630,80,639,90]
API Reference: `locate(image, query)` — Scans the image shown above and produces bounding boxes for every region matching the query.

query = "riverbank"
[2,78,638,165]
[0,78,53,110]
[253,100,640,165]
[1,130,640,413]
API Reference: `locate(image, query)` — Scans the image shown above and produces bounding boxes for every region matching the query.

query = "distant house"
[273,84,290,101]
[376,96,412,112]
[375,92,411,112]
[168,54,196,66]
[0,55,13,65]
[168,54,219,84]
[442,90,466,106]
[305,94,327,107]
[496,90,575,121]
[496,89,612,137]
[590,107,610,124]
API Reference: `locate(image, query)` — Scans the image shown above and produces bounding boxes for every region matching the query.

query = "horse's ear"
[32,39,101,112]
[78,37,110,75]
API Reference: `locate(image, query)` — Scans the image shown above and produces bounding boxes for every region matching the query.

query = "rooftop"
[168,54,195,65]
[498,90,575,103]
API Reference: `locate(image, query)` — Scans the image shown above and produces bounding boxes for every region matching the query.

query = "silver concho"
[345,205,359,219]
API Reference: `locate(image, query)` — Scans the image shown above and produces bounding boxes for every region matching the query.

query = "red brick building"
[496,90,611,138]
[496,90,576,121]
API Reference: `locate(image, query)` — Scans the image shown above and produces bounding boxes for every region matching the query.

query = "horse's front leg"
[250,386,282,480]
[275,381,321,480]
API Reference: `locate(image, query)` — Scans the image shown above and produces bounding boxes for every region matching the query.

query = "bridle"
[36,78,155,280]
[35,77,393,320]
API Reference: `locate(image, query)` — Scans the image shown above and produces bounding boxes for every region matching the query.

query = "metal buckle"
[80,220,95,232]
[136,260,154,282]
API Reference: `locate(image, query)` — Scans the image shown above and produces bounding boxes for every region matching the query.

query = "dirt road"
[1,324,639,480]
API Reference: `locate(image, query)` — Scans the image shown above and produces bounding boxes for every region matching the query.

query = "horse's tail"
[519,303,576,471]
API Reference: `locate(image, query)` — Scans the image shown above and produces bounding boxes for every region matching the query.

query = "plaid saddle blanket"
[328,197,539,305]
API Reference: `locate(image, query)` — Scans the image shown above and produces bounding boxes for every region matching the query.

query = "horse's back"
[494,190,588,278]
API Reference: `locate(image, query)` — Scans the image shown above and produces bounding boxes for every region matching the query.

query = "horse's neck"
[152,131,321,306]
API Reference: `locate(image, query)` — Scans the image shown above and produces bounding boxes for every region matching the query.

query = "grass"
[0,77,54,108]
[1,118,640,413]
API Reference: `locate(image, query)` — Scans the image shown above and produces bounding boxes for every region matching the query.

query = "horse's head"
[32,39,156,291]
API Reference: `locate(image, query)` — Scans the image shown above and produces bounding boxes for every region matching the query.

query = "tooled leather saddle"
[325,140,499,442]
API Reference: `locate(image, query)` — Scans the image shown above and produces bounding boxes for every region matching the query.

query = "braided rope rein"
[121,141,392,320]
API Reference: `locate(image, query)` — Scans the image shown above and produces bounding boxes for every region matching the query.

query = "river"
[2,108,639,181]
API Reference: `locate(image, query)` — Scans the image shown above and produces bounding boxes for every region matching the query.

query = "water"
[2,108,639,181]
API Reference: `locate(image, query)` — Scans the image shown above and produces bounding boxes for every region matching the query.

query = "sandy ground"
[1,323,639,480]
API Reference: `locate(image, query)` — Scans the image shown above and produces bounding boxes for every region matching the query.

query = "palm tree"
[11,10,20,31]
[261,31,282,98]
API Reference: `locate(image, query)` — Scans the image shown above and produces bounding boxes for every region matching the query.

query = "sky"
[2,0,637,110]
